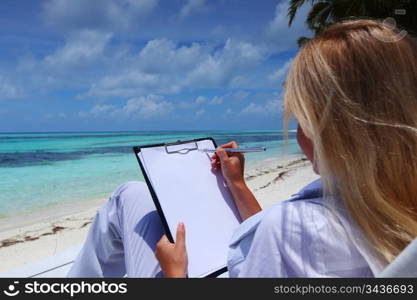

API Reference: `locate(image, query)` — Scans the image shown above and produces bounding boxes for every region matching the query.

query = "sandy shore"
[0,154,319,273]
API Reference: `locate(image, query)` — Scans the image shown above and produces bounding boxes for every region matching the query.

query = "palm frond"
[289,0,417,47]
[306,1,333,31]
[288,0,310,26]
[297,36,311,47]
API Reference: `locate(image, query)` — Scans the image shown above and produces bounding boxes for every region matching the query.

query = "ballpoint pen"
[199,147,266,153]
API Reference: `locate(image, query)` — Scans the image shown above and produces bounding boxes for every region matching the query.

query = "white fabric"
[227,179,384,277]
[69,180,384,277]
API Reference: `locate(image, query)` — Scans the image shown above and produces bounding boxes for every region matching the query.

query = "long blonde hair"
[284,19,417,263]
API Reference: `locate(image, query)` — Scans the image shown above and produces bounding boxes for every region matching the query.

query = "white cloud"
[0,0,315,132]
[89,104,117,117]
[240,94,283,116]
[179,96,205,109]
[84,70,164,98]
[229,75,249,89]
[81,38,209,97]
[195,96,207,105]
[120,96,173,117]
[80,95,173,119]
[195,109,205,117]
[137,39,207,74]
[240,102,267,115]
[264,1,311,52]
[266,2,288,36]
[179,0,208,19]
[41,0,159,33]
[209,96,223,105]
[9,2,301,103]
[230,91,249,101]
[185,38,267,88]
[15,30,113,93]
[44,112,68,119]
[96,71,157,90]
[79,38,267,99]
[0,76,25,99]
[179,95,223,109]
[43,30,112,68]
[268,59,293,82]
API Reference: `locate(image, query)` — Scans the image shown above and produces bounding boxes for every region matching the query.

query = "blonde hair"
[284,19,417,264]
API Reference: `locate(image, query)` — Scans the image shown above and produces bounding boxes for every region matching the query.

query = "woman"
[69,19,417,277]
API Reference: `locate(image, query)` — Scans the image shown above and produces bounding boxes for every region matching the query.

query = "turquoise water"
[0,131,300,217]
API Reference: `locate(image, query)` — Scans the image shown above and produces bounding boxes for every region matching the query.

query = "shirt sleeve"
[229,200,372,277]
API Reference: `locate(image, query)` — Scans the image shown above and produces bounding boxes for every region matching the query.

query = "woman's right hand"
[211,141,245,187]
[211,141,261,221]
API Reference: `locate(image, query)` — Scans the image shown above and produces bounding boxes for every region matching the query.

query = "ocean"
[0,131,300,218]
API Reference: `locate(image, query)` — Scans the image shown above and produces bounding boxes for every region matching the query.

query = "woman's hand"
[211,141,261,221]
[155,223,188,278]
[211,141,245,187]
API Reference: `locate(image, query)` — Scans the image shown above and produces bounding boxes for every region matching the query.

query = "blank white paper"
[138,139,241,277]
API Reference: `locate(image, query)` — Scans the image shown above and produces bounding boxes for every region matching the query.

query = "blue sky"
[0,0,311,132]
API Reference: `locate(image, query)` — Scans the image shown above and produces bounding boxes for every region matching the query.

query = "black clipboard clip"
[164,140,199,154]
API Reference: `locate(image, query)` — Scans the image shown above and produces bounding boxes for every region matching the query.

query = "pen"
[199,147,266,153]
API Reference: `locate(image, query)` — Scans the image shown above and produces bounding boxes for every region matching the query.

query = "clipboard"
[133,137,241,277]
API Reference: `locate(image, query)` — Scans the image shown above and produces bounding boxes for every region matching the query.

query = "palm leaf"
[306,1,333,31]
[288,0,417,47]
[297,36,311,47]
[288,0,312,26]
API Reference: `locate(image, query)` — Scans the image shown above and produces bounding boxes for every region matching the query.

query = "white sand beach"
[0,154,319,273]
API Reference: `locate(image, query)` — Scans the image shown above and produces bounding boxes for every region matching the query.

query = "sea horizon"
[0,130,301,218]
[0,129,297,134]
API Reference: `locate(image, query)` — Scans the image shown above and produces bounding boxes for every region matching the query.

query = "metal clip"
[164,141,198,154]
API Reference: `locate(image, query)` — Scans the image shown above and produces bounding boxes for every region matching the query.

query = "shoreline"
[0,197,106,235]
[0,154,319,273]
[0,153,303,233]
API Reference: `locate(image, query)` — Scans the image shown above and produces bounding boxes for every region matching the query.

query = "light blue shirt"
[69,179,386,277]
[227,179,386,277]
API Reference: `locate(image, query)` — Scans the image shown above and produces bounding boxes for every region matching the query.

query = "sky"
[0,0,311,132]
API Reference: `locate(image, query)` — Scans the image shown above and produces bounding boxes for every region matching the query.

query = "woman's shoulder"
[230,179,327,248]
[258,179,331,233]
[228,179,373,277]
[260,193,330,231]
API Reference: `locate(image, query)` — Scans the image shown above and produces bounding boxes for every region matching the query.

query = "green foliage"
[288,0,417,47]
